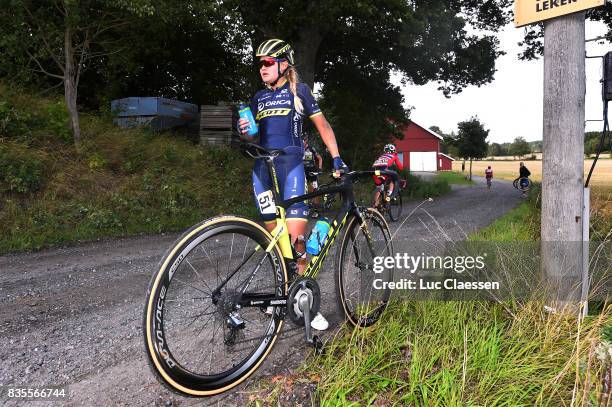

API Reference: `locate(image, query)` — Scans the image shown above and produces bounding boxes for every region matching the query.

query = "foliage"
[455,117,489,159]
[0,141,45,194]
[509,136,531,158]
[519,4,612,60]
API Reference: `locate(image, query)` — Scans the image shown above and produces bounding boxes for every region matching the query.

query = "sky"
[393,20,611,144]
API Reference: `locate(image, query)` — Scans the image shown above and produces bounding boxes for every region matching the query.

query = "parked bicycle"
[143,142,396,397]
[372,174,404,222]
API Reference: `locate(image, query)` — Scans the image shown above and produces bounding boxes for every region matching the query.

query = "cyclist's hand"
[332,156,349,178]
[237,118,252,137]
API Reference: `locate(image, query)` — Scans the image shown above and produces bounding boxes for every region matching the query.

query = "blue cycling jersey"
[250,80,321,221]
[250,81,321,151]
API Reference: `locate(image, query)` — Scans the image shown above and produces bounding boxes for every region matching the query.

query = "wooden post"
[541,12,586,306]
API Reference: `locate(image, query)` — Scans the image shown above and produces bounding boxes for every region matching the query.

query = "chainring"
[287,277,321,326]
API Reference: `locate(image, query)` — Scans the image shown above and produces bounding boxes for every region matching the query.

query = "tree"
[488,142,502,157]
[233,0,511,167]
[509,136,531,159]
[455,117,489,180]
[1,0,155,149]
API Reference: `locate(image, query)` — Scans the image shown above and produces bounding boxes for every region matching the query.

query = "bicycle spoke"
[185,258,215,295]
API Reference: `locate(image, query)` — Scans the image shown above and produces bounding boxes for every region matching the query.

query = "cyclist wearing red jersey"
[485,166,493,189]
[372,144,403,205]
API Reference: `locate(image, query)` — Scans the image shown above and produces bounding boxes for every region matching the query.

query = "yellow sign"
[515,0,606,27]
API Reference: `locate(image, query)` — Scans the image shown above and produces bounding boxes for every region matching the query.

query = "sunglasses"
[258,57,282,68]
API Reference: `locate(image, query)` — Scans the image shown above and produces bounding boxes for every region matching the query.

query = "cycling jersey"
[250,81,322,151]
[372,153,404,171]
[485,169,493,179]
[372,152,403,186]
[250,80,320,221]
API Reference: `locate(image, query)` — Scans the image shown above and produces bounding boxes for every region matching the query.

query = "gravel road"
[0,176,522,406]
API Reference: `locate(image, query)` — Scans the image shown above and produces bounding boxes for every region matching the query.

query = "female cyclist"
[238,39,348,331]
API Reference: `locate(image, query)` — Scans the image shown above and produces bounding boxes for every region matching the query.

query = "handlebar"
[239,142,400,199]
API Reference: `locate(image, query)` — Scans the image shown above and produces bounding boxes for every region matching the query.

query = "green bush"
[0,101,33,139]
[43,101,71,142]
[403,172,451,199]
[0,143,44,193]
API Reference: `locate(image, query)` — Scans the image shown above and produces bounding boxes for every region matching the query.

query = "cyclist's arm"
[300,83,340,159]
[393,154,404,171]
[311,114,339,158]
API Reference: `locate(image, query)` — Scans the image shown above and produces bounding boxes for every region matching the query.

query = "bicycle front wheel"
[143,216,288,396]
[335,208,393,328]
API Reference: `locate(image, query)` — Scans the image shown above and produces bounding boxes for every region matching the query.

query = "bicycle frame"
[214,148,397,310]
[263,157,357,280]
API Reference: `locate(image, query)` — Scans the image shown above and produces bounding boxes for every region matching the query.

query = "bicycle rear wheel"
[143,216,288,396]
[388,191,402,221]
[335,208,393,328]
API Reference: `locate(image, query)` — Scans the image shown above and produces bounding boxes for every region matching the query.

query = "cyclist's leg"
[387,180,395,199]
[276,153,309,254]
[252,159,277,233]
[372,174,383,207]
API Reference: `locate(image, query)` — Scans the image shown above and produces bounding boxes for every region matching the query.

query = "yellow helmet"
[255,39,295,66]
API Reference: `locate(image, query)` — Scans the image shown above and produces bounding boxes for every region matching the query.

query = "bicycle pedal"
[311,335,325,355]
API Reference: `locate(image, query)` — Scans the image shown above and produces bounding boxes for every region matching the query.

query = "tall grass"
[307,301,610,406]
[250,181,611,406]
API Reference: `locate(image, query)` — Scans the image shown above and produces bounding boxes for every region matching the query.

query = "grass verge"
[248,182,612,406]
[435,171,474,185]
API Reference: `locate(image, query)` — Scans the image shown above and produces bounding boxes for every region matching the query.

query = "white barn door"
[409,152,437,171]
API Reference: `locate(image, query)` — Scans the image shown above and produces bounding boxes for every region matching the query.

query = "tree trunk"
[294,26,323,89]
[64,24,81,149]
[541,13,585,307]
[469,159,473,180]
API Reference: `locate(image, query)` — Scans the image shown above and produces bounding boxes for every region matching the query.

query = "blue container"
[238,104,258,137]
[111,97,198,131]
[306,217,331,255]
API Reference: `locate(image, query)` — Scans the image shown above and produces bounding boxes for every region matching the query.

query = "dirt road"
[0,177,523,406]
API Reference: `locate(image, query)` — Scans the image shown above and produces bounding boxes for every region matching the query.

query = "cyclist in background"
[238,39,349,331]
[303,134,323,218]
[519,162,531,195]
[372,144,403,206]
[485,165,493,189]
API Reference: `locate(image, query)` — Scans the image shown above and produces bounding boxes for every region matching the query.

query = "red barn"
[438,153,455,171]
[392,121,450,172]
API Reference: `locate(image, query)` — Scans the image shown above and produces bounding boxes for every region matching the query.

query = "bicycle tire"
[143,215,288,396]
[388,191,402,222]
[335,208,393,328]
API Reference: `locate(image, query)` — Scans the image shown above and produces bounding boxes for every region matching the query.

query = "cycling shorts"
[252,148,308,222]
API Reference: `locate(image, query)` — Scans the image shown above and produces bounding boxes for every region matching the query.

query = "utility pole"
[541,12,586,307]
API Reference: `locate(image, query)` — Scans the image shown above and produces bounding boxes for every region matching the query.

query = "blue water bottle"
[306,217,331,255]
[238,103,258,138]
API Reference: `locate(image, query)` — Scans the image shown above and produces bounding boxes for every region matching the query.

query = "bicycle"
[305,170,337,216]
[513,177,531,193]
[372,173,403,222]
[143,142,397,397]
[486,177,492,190]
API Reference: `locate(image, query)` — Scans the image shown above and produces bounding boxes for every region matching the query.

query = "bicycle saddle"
[239,142,285,159]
